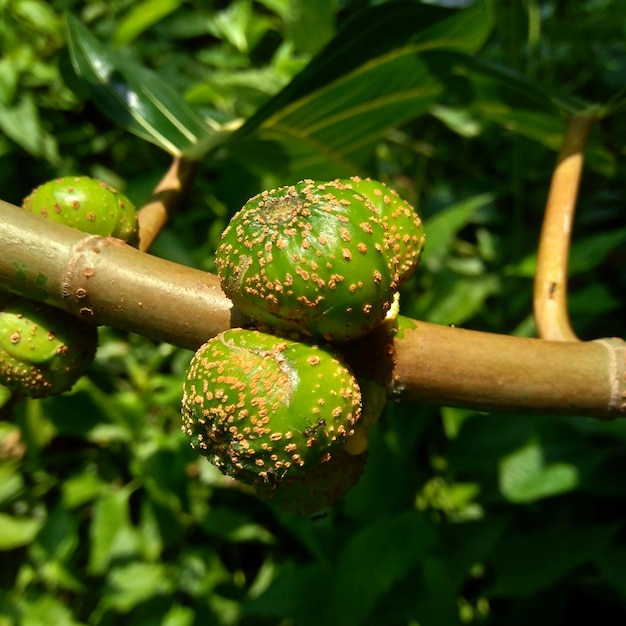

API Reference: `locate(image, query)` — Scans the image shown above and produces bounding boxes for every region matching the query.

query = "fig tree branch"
[2,199,625,420]
[533,115,595,341]
[137,156,198,252]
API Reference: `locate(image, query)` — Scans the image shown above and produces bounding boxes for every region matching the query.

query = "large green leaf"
[228,0,494,175]
[333,511,436,626]
[499,439,579,503]
[65,14,224,158]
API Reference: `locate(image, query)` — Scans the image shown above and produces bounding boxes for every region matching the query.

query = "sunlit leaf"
[101,562,173,612]
[65,14,224,158]
[0,512,44,550]
[228,0,493,174]
[113,0,184,47]
[88,486,140,574]
[499,440,579,503]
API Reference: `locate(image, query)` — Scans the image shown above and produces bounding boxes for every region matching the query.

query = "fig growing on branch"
[215,179,399,341]
[0,294,98,398]
[255,447,368,515]
[181,328,364,507]
[337,177,425,286]
[23,176,138,244]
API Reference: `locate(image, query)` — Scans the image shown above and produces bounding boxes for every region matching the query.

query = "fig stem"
[533,115,595,342]
[1,198,624,419]
[137,156,198,252]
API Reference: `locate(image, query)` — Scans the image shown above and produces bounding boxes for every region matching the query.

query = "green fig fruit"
[181,328,362,490]
[23,176,138,245]
[215,179,398,342]
[338,177,425,286]
[256,448,368,515]
[0,294,98,398]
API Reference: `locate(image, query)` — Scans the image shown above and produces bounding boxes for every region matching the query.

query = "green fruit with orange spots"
[23,176,138,245]
[181,328,362,491]
[338,177,425,286]
[0,293,98,398]
[256,447,368,515]
[215,179,398,342]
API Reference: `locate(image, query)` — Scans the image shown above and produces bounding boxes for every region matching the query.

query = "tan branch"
[2,199,625,419]
[137,156,198,252]
[533,115,595,341]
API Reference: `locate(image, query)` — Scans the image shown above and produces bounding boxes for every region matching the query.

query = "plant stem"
[2,199,625,419]
[533,115,595,341]
[137,156,198,252]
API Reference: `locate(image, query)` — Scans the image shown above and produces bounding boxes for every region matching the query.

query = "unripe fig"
[0,294,98,398]
[215,179,398,342]
[181,328,362,491]
[338,177,425,286]
[23,176,138,244]
[256,448,368,515]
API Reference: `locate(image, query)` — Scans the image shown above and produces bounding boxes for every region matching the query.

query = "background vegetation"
[3,0,626,624]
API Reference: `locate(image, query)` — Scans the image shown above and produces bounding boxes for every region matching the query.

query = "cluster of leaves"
[3,0,626,624]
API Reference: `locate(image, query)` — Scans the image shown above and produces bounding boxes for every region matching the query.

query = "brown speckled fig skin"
[23,176,139,245]
[181,328,362,490]
[337,177,425,286]
[256,448,368,515]
[215,179,398,342]
[0,293,98,398]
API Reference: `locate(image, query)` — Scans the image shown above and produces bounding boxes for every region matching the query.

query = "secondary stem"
[137,156,198,252]
[2,199,625,419]
[533,115,595,341]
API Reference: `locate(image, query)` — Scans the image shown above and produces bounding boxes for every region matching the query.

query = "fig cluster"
[1,176,139,398]
[183,177,424,514]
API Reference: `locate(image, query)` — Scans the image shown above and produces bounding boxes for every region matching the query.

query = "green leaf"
[0,460,24,506]
[33,504,79,563]
[333,511,436,626]
[101,562,173,612]
[596,546,626,600]
[499,439,579,503]
[229,0,493,175]
[88,486,140,574]
[489,518,620,596]
[417,273,501,326]
[286,0,335,55]
[423,194,495,268]
[508,228,626,278]
[113,0,184,47]
[200,507,275,544]
[65,14,223,158]
[15,592,86,626]
[0,513,43,550]
[0,93,60,163]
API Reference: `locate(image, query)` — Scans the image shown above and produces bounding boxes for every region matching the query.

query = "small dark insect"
[265,466,288,489]
[311,512,328,522]
[303,418,326,438]
[548,282,557,298]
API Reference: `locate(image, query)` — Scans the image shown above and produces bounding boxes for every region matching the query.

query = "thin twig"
[137,156,198,252]
[533,115,595,341]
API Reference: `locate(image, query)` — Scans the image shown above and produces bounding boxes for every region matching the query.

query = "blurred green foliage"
[3,0,626,624]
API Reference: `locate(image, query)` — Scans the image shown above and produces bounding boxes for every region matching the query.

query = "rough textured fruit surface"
[181,328,362,489]
[339,177,425,286]
[215,179,398,341]
[256,448,368,515]
[0,294,98,398]
[23,176,138,244]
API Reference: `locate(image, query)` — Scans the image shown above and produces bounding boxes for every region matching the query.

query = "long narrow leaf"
[65,14,223,158]
[228,0,494,175]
